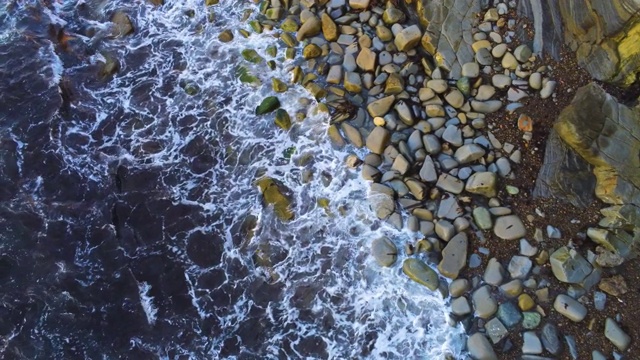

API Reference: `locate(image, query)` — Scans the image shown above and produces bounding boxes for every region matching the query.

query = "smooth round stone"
[379,51,392,65]
[450,278,470,297]
[426,79,448,93]
[467,333,498,360]
[451,296,471,315]
[492,74,512,89]
[472,285,498,319]
[478,22,492,32]
[476,47,493,66]
[497,301,522,328]
[540,80,557,99]
[393,53,407,64]
[473,32,487,41]
[483,258,504,286]
[522,332,543,354]
[522,311,541,329]
[514,44,532,63]
[605,318,631,351]
[402,258,439,290]
[473,207,492,230]
[489,31,502,43]
[370,237,398,267]
[493,215,527,240]
[471,100,503,113]
[461,62,480,78]
[500,279,523,298]
[554,294,587,322]
[501,52,518,70]
[469,254,482,268]
[491,43,508,58]
[529,72,542,89]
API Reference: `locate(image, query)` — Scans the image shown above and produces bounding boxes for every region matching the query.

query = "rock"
[514,44,532,62]
[529,72,542,90]
[382,6,405,24]
[303,44,322,59]
[476,47,493,66]
[438,233,467,279]
[384,73,404,95]
[520,239,538,256]
[465,172,497,198]
[476,85,496,101]
[391,154,410,175]
[471,100,503,113]
[598,275,628,297]
[522,312,541,330]
[450,279,470,297]
[454,144,486,164]
[540,80,556,99]
[508,256,532,279]
[485,318,508,344]
[111,11,134,37]
[492,74,512,89]
[321,13,338,41]
[493,215,527,240]
[344,72,362,93]
[501,279,523,298]
[436,174,464,194]
[435,220,456,241]
[426,79,448,94]
[518,294,535,311]
[541,323,562,355]
[274,109,291,130]
[461,62,480,78]
[356,47,376,72]
[419,156,437,182]
[549,246,592,283]
[371,237,397,267]
[445,89,465,108]
[405,179,427,200]
[367,95,395,117]
[442,125,463,147]
[327,65,343,84]
[393,25,422,52]
[369,188,394,219]
[348,0,369,10]
[218,29,233,42]
[438,196,462,220]
[472,285,498,319]
[497,301,522,328]
[553,294,587,322]
[501,52,518,70]
[256,177,294,221]
[451,296,471,316]
[395,101,414,125]
[256,96,280,115]
[366,126,391,154]
[296,15,321,41]
[467,333,498,360]
[546,225,561,238]
[484,258,504,286]
[523,332,543,354]
[402,258,439,290]
[604,318,631,351]
[473,207,493,230]
[425,104,445,117]
[341,123,363,147]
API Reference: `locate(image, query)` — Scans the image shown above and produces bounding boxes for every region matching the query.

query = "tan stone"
[367,95,395,117]
[356,47,376,72]
[394,25,422,52]
[321,13,338,41]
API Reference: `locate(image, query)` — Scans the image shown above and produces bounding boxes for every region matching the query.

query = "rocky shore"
[213,0,640,358]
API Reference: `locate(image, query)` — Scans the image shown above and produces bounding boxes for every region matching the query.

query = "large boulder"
[518,0,640,86]
[549,246,592,284]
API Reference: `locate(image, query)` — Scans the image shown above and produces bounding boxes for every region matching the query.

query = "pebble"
[522,331,543,354]
[485,317,508,344]
[541,323,562,355]
[565,335,579,359]
[484,258,505,286]
[476,47,493,66]
[451,296,472,316]
[472,285,498,319]
[605,318,631,351]
[467,333,498,360]
[508,255,532,279]
[469,254,482,268]
[438,233,467,278]
[594,291,607,311]
[520,239,538,256]
[492,74,512,89]
[497,301,522,328]
[554,294,587,322]
[435,219,456,241]
[540,80,557,99]
[436,173,464,194]
[493,215,527,240]
[473,207,493,230]
[449,278,470,297]
[500,279,523,297]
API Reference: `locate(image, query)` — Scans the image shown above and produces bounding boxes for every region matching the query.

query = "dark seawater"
[0,1,463,358]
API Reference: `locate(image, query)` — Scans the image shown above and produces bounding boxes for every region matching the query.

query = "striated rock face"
[404,0,479,79]
[519,0,640,86]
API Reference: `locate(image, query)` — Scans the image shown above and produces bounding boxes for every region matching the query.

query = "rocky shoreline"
[215,0,640,358]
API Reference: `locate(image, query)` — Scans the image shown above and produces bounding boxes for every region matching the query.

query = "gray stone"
[341,123,363,147]
[508,255,532,279]
[437,196,462,220]
[395,101,414,126]
[475,85,496,101]
[541,323,562,355]
[442,125,463,147]
[540,80,556,99]
[497,301,522,328]
[366,126,391,154]
[467,333,498,360]
[605,318,631,351]
[469,254,482,268]
[327,65,343,84]
[423,134,442,154]
[438,233,467,279]
[402,258,439,290]
[466,172,498,198]
[419,156,437,182]
[523,331,543,354]
[594,291,607,311]
[565,335,578,360]
[391,154,410,175]
[472,285,498,319]
[435,220,456,241]
[454,144,486,164]
[405,178,427,200]
[471,100,503,113]
[371,237,397,267]
[445,89,465,108]
[426,79,448,94]
[436,174,464,194]
[496,158,512,177]
[492,74,512,89]
[473,207,493,230]
[592,350,607,360]
[514,44,532,62]
[449,278,470,297]
[520,239,538,256]
[484,317,508,344]
[484,258,504,286]
[554,294,587,322]
[476,47,493,66]
[549,246,592,283]
[493,215,527,240]
[451,296,471,316]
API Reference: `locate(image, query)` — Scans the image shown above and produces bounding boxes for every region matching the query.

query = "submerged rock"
[255,96,280,115]
[256,177,294,221]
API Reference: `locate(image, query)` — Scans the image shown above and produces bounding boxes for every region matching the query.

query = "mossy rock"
[236,66,261,86]
[205,0,219,5]
[281,18,299,32]
[275,109,291,130]
[305,83,327,100]
[255,177,294,221]
[239,29,250,38]
[280,32,297,47]
[302,73,317,86]
[259,0,269,14]
[255,96,280,115]
[267,60,276,70]
[282,146,296,159]
[248,20,262,33]
[266,45,277,57]
[265,7,283,20]
[241,49,264,64]
[402,258,440,291]
[285,48,296,60]
[218,29,233,42]
[182,82,200,96]
[291,66,303,84]
[272,78,288,93]
[456,76,471,96]
[302,44,322,59]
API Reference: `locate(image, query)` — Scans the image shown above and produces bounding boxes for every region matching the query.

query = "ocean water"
[0,0,465,358]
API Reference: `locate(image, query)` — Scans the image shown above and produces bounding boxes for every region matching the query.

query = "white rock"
[493,215,527,240]
[554,294,587,322]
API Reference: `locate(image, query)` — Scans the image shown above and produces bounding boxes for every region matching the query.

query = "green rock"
[280,32,297,47]
[272,78,288,93]
[256,177,294,221]
[522,312,541,329]
[255,96,280,115]
[305,83,326,100]
[402,258,440,290]
[248,20,262,33]
[456,76,471,96]
[275,109,292,130]
[183,82,200,95]
[205,0,219,5]
[282,146,296,159]
[241,49,264,64]
[285,48,296,59]
[265,7,283,20]
[258,0,269,14]
[239,29,250,38]
[218,29,233,42]
[291,66,303,83]
[281,18,299,32]
[267,60,276,70]
[266,45,277,57]
[236,66,261,86]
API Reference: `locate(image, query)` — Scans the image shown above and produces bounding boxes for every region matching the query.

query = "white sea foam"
[138,281,159,326]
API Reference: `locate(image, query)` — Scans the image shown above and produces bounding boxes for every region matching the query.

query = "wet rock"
[255,96,280,115]
[371,237,397,267]
[605,318,631,351]
[256,177,293,221]
[450,279,470,297]
[365,126,390,154]
[451,296,471,316]
[467,333,498,360]
[553,294,587,322]
[303,44,322,59]
[405,179,427,200]
[437,196,462,220]
[493,215,527,240]
[500,279,523,298]
[438,233,467,279]
[219,29,234,42]
[274,109,291,130]
[472,285,498,319]
[402,258,439,291]
[111,11,134,37]
[549,246,592,283]
[297,15,322,41]
[341,123,363,147]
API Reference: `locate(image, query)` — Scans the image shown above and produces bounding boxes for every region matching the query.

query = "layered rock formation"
[519,0,640,87]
